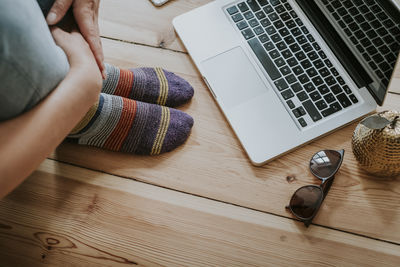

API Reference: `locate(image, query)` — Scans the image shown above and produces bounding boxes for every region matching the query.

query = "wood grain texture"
[99,0,212,52]
[50,37,400,244]
[1,160,399,266]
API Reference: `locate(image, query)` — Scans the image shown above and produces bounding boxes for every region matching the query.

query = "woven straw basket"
[352,110,400,177]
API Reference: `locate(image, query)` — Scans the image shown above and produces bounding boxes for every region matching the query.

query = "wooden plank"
[50,38,400,244]
[99,0,212,52]
[1,160,399,266]
[99,0,400,94]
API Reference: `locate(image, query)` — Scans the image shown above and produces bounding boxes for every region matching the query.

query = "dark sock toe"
[163,70,194,107]
[160,108,194,153]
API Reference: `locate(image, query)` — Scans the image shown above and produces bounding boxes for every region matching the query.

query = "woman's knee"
[0,0,69,121]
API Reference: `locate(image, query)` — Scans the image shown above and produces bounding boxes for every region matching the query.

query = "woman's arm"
[0,28,102,199]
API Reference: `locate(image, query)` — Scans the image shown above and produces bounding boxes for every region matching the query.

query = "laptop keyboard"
[226,0,358,128]
[321,0,400,87]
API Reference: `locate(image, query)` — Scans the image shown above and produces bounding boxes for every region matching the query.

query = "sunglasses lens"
[289,186,323,219]
[310,150,342,179]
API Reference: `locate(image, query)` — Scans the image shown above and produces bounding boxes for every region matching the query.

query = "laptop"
[173,0,400,165]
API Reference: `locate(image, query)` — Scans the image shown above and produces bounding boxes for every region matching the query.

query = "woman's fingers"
[73,0,105,78]
[46,0,74,25]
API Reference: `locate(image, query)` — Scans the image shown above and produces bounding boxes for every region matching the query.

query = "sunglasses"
[286,149,344,227]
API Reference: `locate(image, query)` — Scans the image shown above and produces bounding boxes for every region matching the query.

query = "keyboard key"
[325,59,333,68]
[287,57,297,67]
[274,78,289,91]
[264,42,274,51]
[285,74,296,84]
[279,28,290,37]
[298,118,307,127]
[293,66,304,76]
[227,6,239,15]
[260,18,271,27]
[289,43,301,53]
[324,93,336,103]
[318,84,330,94]
[303,100,322,122]
[242,28,255,39]
[246,0,260,12]
[269,49,280,59]
[337,77,345,85]
[343,85,352,94]
[276,41,287,51]
[291,82,303,93]
[295,51,306,61]
[300,59,312,69]
[287,99,295,109]
[263,5,274,14]
[349,94,358,103]
[298,74,310,84]
[281,88,294,100]
[258,0,268,7]
[320,67,330,77]
[256,11,266,19]
[254,26,265,35]
[297,91,308,101]
[259,34,269,43]
[331,84,342,94]
[280,65,291,76]
[330,102,342,112]
[271,33,282,43]
[302,43,313,53]
[315,100,328,110]
[306,67,318,77]
[308,51,318,61]
[312,76,324,86]
[232,13,244,22]
[238,2,249,12]
[292,108,301,118]
[247,38,281,80]
[281,49,292,59]
[237,21,249,30]
[325,76,336,86]
[266,26,276,34]
[298,106,306,116]
[336,93,352,108]
[304,82,315,92]
[330,68,339,76]
[275,57,285,67]
[243,11,254,20]
[269,12,279,21]
[249,18,259,27]
[310,91,322,101]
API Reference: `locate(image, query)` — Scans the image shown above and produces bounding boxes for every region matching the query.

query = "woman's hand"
[51,27,102,104]
[46,0,105,78]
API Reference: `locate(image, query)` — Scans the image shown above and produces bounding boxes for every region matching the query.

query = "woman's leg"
[0,0,69,121]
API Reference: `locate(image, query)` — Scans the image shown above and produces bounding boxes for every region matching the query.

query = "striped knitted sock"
[68,93,194,155]
[102,63,194,107]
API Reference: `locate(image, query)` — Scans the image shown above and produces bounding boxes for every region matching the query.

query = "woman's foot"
[102,63,194,107]
[68,93,194,155]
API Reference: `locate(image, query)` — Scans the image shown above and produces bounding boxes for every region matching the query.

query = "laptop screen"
[296,0,400,105]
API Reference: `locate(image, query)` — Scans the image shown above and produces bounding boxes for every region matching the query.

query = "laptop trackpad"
[201,47,269,109]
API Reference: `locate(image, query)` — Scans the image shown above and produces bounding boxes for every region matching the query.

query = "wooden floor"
[1,0,400,266]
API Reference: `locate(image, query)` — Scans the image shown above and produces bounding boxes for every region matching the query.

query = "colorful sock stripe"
[69,95,104,136]
[70,99,99,135]
[68,93,193,155]
[114,69,134,98]
[103,97,137,151]
[102,63,193,107]
[154,67,169,106]
[151,106,170,155]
